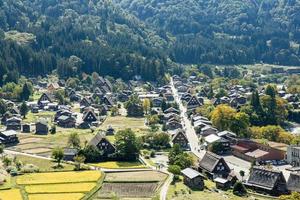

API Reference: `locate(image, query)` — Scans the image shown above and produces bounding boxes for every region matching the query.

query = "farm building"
[35,119,49,135]
[181,168,205,190]
[245,166,287,196]
[0,130,19,145]
[286,172,300,193]
[171,129,189,149]
[89,132,116,156]
[198,151,231,179]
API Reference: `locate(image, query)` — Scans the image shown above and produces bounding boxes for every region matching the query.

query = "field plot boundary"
[81,171,106,200]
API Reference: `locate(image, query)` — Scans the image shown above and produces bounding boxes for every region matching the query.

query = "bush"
[233,181,247,196]
[168,165,181,175]
[50,125,56,134]
[10,169,18,176]
[150,150,155,158]
[21,164,40,173]
[6,165,17,173]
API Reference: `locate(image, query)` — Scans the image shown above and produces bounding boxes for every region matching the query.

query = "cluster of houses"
[171,74,300,196]
[182,150,300,196]
[0,76,122,144]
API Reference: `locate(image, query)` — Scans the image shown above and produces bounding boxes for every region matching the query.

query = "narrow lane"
[170,78,204,159]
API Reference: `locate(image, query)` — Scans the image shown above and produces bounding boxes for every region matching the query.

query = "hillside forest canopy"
[0,0,300,83]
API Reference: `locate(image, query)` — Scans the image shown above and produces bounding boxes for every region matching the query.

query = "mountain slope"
[115,0,300,65]
[0,0,170,83]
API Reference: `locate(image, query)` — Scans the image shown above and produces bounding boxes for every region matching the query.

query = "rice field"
[90,161,146,169]
[105,171,168,182]
[0,189,23,200]
[25,182,97,194]
[28,193,85,200]
[17,171,101,185]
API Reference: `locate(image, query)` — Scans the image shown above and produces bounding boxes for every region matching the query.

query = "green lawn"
[89,161,147,169]
[167,177,273,200]
[99,116,147,134]
[15,155,74,172]
[23,111,55,123]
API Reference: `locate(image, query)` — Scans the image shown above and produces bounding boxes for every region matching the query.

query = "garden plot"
[105,171,167,182]
[22,147,52,154]
[99,182,158,198]
[95,170,167,199]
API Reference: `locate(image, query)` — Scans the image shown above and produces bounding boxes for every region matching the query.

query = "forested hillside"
[0,0,170,85]
[0,0,300,84]
[115,0,300,65]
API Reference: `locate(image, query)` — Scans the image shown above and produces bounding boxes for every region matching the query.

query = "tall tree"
[20,82,31,101]
[68,133,81,149]
[20,101,29,118]
[115,129,140,161]
[52,147,64,167]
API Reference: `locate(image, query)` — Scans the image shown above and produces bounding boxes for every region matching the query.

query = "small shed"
[63,148,78,161]
[106,125,115,135]
[22,124,31,133]
[181,168,205,190]
[35,119,49,135]
[214,177,231,190]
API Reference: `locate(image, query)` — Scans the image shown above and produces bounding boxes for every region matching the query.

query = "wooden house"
[0,130,19,145]
[200,126,218,137]
[214,177,231,190]
[198,151,231,179]
[6,117,22,131]
[89,132,116,156]
[181,168,205,190]
[152,98,163,107]
[35,119,49,135]
[172,129,189,149]
[80,97,91,107]
[287,172,300,193]
[22,124,31,133]
[164,107,180,115]
[57,115,76,128]
[82,109,98,123]
[106,126,115,135]
[102,95,114,107]
[38,93,53,107]
[246,167,287,196]
[47,82,60,93]
[166,119,183,130]
[63,148,78,161]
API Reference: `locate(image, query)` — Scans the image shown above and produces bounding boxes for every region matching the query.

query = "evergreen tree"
[20,101,29,118]
[0,99,7,116]
[20,82,31,101]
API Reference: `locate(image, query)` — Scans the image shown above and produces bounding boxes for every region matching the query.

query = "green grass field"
[99,116,147,133]
[15,155,74,172]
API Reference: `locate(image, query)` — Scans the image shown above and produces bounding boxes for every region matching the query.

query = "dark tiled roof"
[247,167,285,190]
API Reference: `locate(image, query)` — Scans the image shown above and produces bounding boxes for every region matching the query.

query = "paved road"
[170,78,251,179]
[170,78,205,159]
[160,172,173,200]
[4,149,53,160]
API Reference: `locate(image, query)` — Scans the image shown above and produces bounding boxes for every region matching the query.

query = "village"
[0,64,300,200]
